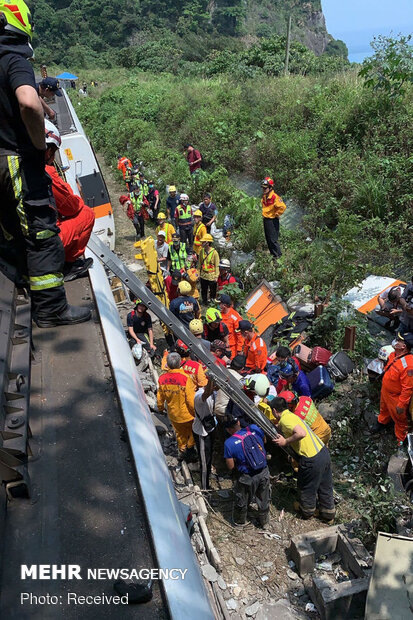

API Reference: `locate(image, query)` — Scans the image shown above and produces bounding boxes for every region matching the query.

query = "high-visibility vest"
[200,249,217,273]
[177,204,192,226]
[156,222,175,244]
[169,243,187,270]
[130,193,142,213]
[193,222,207,251]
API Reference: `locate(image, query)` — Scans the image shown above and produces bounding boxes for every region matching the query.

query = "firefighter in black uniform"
[0,1,90,326]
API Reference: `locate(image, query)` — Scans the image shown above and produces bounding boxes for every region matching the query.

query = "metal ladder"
[88,234,280,440]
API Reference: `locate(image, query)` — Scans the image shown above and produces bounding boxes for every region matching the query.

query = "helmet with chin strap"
[44,119,61,149]
[0,1,33,40]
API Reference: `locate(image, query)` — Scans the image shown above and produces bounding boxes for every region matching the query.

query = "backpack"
[233,427,267,471]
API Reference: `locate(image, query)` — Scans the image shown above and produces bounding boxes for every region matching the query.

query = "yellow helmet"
[169,185,177,193]
[0,1,33,39]
[189,319,203,335]
[178,281,192,295]
[157,212,166,220]
[201,233,213,243]
[193,209,203,217]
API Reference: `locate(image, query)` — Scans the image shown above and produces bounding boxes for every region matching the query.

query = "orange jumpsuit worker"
[219,294,244,358]
[239,320,268,373]
[46,166,95,266]
[261,176,286,259]
[376,333,413,447]
[157,352,197,461]
[117,155,132,179]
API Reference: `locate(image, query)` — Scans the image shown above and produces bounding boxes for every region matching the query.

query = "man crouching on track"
[157,352,198,463]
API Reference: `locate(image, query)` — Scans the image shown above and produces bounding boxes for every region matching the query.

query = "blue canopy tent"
[56,72,78,89]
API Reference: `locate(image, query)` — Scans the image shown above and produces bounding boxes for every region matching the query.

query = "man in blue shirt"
[224,417,271,527]
[280,363,312,397]
[169,281,200,327]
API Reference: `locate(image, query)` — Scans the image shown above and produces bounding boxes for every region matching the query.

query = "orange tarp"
[245,280,288,336]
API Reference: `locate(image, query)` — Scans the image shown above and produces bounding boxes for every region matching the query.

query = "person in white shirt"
[156,230,169,274]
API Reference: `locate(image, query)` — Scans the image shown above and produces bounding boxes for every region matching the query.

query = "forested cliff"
[31,0,347,68]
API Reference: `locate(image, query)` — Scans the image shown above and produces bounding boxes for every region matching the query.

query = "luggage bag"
[293,344,316,372]
[310,346,332,366]
[307,365,334,400]
[327,351,355,381]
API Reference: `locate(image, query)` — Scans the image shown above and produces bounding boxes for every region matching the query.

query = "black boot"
[370,419,388,435]
[35,304,91,328]
[63,257,93,282]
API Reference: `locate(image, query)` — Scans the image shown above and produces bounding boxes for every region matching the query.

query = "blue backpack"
[233,427,267,471]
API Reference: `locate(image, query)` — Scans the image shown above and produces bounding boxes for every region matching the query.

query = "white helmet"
[44,119,61,149]
[245,374,270,397]
[180,193,189,202]
[219,259,231,269]
[378,344,394,362]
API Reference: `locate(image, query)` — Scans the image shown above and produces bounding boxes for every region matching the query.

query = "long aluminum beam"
[85,245,214,620]
[88,234,279,440]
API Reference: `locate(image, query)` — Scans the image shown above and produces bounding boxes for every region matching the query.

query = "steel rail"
[85,246,214,620]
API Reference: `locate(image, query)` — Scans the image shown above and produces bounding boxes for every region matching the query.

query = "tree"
[359,34,413,100]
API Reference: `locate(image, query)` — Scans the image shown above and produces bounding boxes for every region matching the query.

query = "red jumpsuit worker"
[46,166,95,265]
[377,334,413,446]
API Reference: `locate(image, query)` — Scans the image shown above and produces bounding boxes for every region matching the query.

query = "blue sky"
[322,0,413,62]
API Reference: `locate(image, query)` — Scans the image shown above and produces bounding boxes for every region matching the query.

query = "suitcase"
[293,344,316,372]
[310,346,332,366]
[327,351,356,381]
[307,365,334,400]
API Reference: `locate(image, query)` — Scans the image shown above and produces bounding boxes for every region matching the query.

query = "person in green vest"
[129,186,147,239]
[168,233,187,272]
[176,193,193,249]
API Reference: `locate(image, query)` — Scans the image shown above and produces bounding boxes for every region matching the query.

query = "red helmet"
[278,390,298,404]
[119,195,129,205]
[261,177,274,188]
[175,339,189,355]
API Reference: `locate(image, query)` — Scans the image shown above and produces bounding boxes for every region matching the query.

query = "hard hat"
[44,119,61,148]
[193,209,203,217]
[211,339,226,352]
[219,258,231,269]
[175,339,189,355]
[261,177,274,188]
[378,345,394,362]
[201,234,213,243]
[134,298,147,309]
[189,319,203,335]
[278,390,298,404]
[157,212,166,220]
[169,185,177,193]
[0,1,33,39]
[279,363,295,378]
[206,308,222,323]
[180,193,189,202]
[245,374,270,397]
[178,281,192,295]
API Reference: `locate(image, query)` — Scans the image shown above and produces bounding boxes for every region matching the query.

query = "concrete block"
[290,527,339,577]
[387,454,409,494]
[312,576,370,620]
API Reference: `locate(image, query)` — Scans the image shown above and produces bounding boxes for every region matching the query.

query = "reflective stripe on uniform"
[401,357,407,368]
[36,230,57,240]
[29,273,64,291]
[7,155,29,236]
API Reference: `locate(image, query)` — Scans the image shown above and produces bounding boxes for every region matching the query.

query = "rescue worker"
[166,185,180,225]
[269,396,335,523]
[169,280,200,327]
[156,212,175,244]
[127,299,157,354]
[199,234,219,305]
[193,378,217,490]
[193,209,207,255]
[278,391,331,444]
[164,269,181,302]
[176,193,193,249]
[155,230,169,275]
[129,186,147,239]
[189,319,211,351]
[279,362,312,397]
[175,339,207,390]
[124,165,133,191]
[217,259,237,290]
[374,333,413,451]
[117,155,132,180]
[224,416,271,527]
[198,193,216,233]
[147,180,159,219]
[137,172,149,198]
[0,7,90,327]
[185,144,202,175]
[219,294,244,358]
[168,233,187,272]
[157,352,196,462]
[210,340,228,367]
[44,121,95,282]
[239,321,268,373]
[261,177,286,259]
[183,253,200,300]
[37,76,61,121]
[203,308,230,350]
